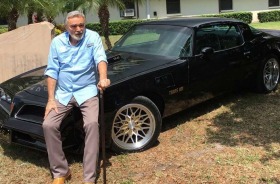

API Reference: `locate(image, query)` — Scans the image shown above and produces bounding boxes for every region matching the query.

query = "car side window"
[218,24,243,49]
[238,23,257,42]
[195,24,243,55]
[195,26,221,55]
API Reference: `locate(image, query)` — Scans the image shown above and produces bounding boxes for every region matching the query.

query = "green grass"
[250,21,280,30]
[102,35,122,50]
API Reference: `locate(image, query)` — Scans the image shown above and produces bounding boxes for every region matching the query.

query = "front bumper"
[0,99,45,150]
[0,100,10,130]
[4,117,46,151]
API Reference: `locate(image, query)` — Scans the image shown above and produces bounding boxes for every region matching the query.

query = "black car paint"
[1,52,185,150]
[1,17,280,153]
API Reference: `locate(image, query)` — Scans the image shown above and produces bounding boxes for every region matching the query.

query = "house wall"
[15,0,280,27]
[136,0,219,19]
[232,0,280,22]
[233,0,268,11]
[135,0,280,22]
[180,0,219,16]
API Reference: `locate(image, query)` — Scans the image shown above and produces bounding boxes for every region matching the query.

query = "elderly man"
[43,10,110,184]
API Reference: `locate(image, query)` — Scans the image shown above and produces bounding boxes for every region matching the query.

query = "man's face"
[66,16,85,41]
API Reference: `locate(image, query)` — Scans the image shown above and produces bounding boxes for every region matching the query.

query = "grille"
[15,105,45,124]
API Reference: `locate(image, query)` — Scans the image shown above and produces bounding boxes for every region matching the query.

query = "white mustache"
[75,31,83,35]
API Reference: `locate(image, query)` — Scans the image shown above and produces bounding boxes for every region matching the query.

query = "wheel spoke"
[112,102,157,151]
[263,59,279,90]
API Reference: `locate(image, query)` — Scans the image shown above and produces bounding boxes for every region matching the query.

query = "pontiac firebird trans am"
[0,17,279,153]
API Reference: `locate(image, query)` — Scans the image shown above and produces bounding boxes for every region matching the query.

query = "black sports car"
[1,17,280,153]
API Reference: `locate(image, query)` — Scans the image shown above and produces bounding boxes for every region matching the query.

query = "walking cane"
[100,90,107,184]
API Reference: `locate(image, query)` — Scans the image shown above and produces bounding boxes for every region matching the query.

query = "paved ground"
[260,29,280,36]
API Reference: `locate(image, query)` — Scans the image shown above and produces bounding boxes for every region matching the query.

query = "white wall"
[233,0,268,11]
[15,0,280,27]
[180,0,219,16]
[136,0,219,20]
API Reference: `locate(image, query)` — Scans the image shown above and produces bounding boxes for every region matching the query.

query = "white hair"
[65,10,85,25]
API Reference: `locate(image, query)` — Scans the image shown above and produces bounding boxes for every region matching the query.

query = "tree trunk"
[27,10,33,24]
[98,4,112,50]
[7,7,19,31]
[37,11,44,22]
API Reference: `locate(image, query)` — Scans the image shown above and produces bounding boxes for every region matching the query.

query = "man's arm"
[97,61,110,91]
[47,77,57,101]
[44,76,58,119]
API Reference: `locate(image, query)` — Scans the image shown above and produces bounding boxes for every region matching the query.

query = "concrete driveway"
[260,29,280,37]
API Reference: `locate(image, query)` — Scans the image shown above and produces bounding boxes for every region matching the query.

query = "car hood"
[0,66,46,100]
[0,52,178,100]
[106,51,177,82]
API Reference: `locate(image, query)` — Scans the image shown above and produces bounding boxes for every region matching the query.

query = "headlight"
[0,87,11,103]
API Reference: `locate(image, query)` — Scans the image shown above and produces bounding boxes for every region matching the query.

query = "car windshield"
[111,24,193,57]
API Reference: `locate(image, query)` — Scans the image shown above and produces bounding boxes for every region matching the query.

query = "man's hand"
[97,78,111,92]
[44,100,58,119]
[97,61,109,92]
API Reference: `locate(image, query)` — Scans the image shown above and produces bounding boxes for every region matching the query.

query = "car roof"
[141,17,243,28]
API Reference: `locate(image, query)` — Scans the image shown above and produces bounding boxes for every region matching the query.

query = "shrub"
[258,10,280,23]
[202,12,253,24]
[54,28,62,36]
[86,19,149,36]
[0,26,8,34]
[55,24,66,32]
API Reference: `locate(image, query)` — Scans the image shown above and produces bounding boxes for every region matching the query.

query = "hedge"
[258,10,280,23]
[202,12,253,24]
[0,12,254,36]
[86,19,148,36]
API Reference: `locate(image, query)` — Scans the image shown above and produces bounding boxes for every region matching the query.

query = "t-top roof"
[141,17,243,28]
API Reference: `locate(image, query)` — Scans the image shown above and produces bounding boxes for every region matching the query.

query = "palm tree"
[0,0,65,30]
[0,0,47,31]
[73,0,125,49]
[62,0,126,49]
[41,0,69,24]
[93,0,144,49]
[0,0,24,30]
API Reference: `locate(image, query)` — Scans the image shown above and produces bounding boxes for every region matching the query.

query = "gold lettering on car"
[169,86,184,95]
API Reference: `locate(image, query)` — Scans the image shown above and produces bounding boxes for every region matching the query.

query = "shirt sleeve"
[44,40,60,80]
[93,34,107,66]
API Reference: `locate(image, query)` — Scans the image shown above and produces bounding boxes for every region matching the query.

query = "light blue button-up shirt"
[44,29,107,106]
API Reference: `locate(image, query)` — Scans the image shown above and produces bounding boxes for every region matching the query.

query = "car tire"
[111,96,162,153]
[256,54,279,93]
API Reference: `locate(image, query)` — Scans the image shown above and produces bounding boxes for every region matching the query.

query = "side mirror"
[201,47,214,56]
[200,47,214,59]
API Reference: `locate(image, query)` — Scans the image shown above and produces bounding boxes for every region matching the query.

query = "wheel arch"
[270,49,280,62]
[138,91,165,116]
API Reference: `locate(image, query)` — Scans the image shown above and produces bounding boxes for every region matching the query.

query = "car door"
[187,23,245,99]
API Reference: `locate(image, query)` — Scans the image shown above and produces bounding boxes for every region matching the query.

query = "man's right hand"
[44,100,58,119]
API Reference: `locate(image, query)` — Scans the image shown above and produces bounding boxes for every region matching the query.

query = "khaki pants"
[42,96,99,182]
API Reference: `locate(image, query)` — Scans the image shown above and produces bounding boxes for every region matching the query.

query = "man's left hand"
[98,78,111,91]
